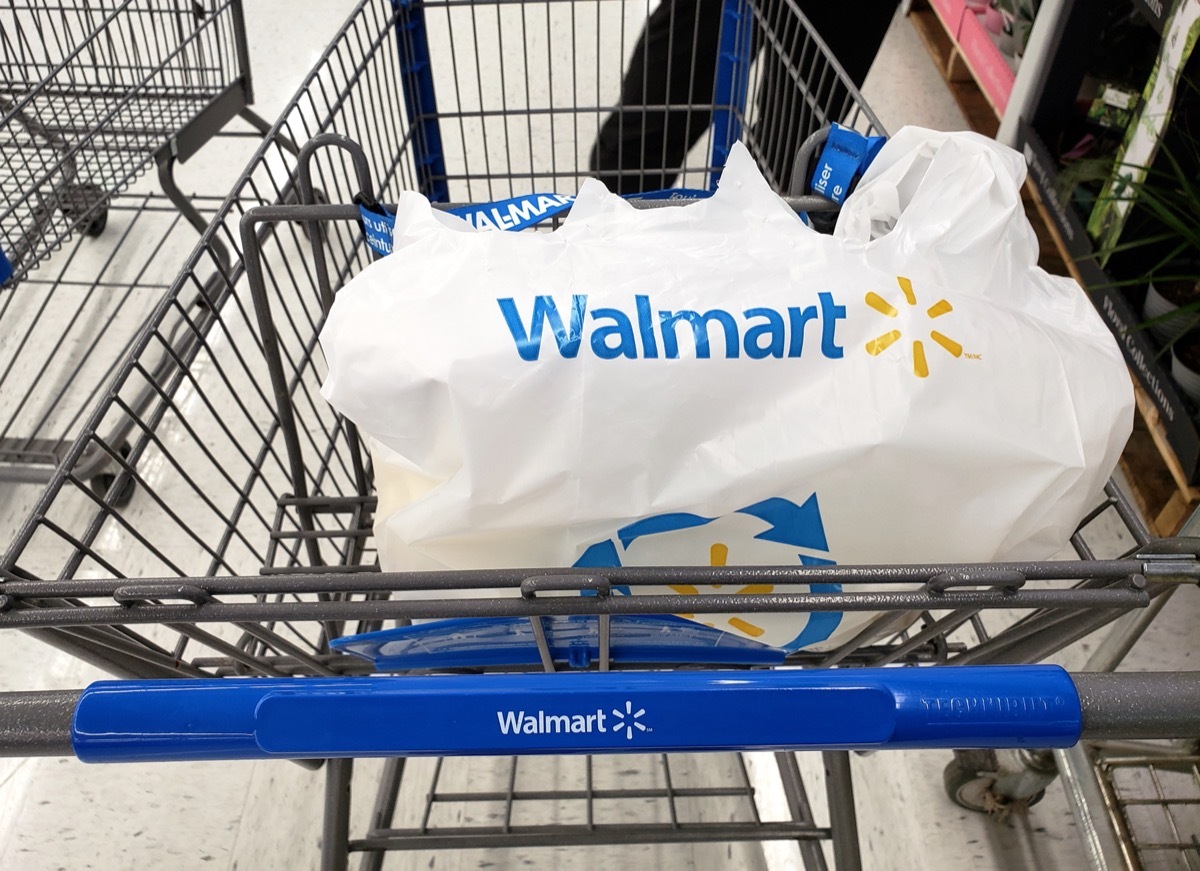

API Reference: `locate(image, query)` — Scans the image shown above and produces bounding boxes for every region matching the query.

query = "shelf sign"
[1135,0,1173,34]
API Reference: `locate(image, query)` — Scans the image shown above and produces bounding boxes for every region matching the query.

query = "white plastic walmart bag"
[319,127,1133,652]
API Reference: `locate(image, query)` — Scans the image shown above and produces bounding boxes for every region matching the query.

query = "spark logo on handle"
[611,700,649,739]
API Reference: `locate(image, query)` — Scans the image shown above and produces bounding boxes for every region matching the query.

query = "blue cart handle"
[0,671,1180,763]
[1,668,1192,763]
[66,666,1091,762]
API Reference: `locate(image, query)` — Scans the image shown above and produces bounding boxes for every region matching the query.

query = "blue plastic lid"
[331,615,788,671]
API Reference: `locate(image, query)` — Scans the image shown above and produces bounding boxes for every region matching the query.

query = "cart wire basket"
[1051,534,1200,871]
[0,0,282,492]
[1,1,1198,869]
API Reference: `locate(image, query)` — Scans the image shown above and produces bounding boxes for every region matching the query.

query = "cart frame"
[1,1,1194,869]
[0,0,288,492]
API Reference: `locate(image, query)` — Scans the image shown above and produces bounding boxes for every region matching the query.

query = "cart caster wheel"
[89,441,135,509]
[284,186,327,207]
[62,183,108,237]
[943,758,1045,815]
[82,208,107,238]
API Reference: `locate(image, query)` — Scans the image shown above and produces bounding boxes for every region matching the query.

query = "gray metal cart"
[0,0,283,496]
[0,1,1197,869]
[1050,506,1200,870]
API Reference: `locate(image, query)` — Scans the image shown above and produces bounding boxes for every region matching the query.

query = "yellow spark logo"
[865,276,962,378]
[670,542,771,638]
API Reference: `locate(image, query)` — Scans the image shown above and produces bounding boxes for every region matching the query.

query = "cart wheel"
[61,183,108,237]
[82,207,108,238]
[89,441,135,509]
[284,186,327,207]
[943,758,1045,814]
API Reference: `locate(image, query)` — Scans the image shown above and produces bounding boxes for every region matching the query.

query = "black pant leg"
[754,1,897,190]
[589,0,723,193]
[591,0,896,194]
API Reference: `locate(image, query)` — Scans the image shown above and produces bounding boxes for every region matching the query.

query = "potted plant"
[1063,115,1200,401]
[1101,143,1200,400]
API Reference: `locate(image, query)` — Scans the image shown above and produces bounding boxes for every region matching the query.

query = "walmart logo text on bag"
[497,293,847,361]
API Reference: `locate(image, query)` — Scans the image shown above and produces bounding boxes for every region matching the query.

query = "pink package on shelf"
[929,0,967,37]
[956,8,1015,115]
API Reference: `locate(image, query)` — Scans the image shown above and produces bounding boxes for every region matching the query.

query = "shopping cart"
[0,0,286,497]
[1045,507,1200,871]
[0,1,1198,869]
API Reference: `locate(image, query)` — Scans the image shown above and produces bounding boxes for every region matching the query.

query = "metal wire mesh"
[0,191,224,477]
[1099,752,1200,870]
[0,0,1171,694]
[350,752,814,853]
[0,0,418,678]
[396,0,881,202]
[0,3,1191,865]
[0,0,247,283]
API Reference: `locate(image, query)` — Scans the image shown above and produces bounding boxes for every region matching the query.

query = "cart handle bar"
[1,668,1195,762]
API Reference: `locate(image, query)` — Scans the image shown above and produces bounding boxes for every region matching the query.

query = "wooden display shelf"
[1019,135,1200,536]
[1122,384,1200,536]
[909,1,1200,535]
[907,0,1001,137]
